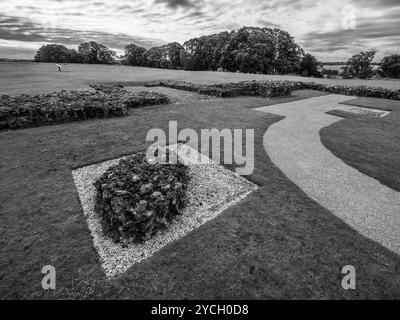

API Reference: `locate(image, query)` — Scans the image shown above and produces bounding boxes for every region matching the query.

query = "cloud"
[0,0,399,60]
[301,7,400,60]
[256,19,281,29]
[352,0,400,9]
[0,14,165,50]
[154,0,196,9]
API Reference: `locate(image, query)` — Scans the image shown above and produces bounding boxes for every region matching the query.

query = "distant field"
[323,64,345,71]
[1,62,399,95]
[322,64,379,71]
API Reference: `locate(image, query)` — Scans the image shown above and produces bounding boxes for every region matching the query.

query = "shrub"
[94,152,189,244]
[342,50,376,79]
[379,54,400,79]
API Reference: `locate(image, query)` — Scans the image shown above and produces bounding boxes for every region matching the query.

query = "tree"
[181,32,231,71]
[32,26,305,71]
[219,29,247,72]
[34,44,76,63]
[144,42,184,69]
[299,53,321,77]
[78,41,117,64]
[210,32,231,70]
[122,44,147,66]
[183,27,304,74]
[181,37,208,70]
[270,28,304,74]
[164,42,184,69]
[342,50,376,79]
[97,45,117,64]
[378,54,400,79]
[144,46,165,68]
[68,49,84,63]
[227,27,276,74]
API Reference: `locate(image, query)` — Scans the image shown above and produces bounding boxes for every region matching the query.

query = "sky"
[0,0,399,61]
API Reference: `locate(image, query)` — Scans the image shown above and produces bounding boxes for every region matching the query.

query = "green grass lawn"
[1,96,400,299]
[1,62,400,95]
[321,97,400,192]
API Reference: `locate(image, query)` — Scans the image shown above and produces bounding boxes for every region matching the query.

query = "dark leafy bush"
[94,152,189,244]
[0,87,170,131]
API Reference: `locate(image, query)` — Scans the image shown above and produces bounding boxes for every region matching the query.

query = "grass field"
[1,92,400,299]
[322,64,379,72]
[1,64,400,299]
[1,62,400,96]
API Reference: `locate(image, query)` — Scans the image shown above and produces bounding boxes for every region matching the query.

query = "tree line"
[34,41,117,64]
[34,26,400,79]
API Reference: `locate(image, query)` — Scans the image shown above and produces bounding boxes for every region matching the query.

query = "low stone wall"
[0,84,170,131]
[145,80,400,100]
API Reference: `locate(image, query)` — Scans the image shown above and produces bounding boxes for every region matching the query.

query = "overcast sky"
[0,0,399,61]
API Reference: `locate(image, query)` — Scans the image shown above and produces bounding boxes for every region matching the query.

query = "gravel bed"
[72,144,257,277]
[125,86,214,104]
[333,105,390,117]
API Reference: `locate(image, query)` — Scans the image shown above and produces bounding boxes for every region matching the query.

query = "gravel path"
[255,95,400,255]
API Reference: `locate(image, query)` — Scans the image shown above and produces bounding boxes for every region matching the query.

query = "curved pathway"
[255,95,400,255]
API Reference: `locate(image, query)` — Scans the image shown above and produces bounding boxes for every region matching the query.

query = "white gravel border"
[72,144,257,277]
[334,104,390,117]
